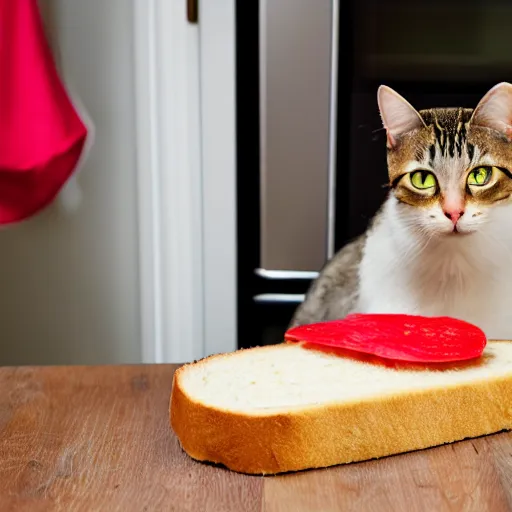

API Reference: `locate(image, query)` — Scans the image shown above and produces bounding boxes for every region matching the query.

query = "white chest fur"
[358,199,512,340]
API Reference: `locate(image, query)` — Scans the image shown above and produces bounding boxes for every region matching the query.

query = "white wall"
[0,0,141,365]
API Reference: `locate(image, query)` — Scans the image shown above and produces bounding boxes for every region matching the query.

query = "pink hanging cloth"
[0,0,89,225]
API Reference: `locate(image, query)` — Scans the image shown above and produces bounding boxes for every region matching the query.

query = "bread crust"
[169,345,512,475]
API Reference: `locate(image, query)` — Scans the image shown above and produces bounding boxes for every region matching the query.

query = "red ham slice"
[284,314,487,363]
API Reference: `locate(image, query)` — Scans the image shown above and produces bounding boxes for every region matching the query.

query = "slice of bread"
[169,341,512,475]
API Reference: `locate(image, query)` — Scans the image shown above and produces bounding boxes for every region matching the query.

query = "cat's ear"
[377,85,426,149]
[471,82,512,140]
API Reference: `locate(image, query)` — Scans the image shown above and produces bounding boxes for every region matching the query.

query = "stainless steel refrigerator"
[236,0,512,349]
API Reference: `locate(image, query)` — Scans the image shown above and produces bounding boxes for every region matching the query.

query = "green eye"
[468,166,493,186]
[410,171,436,190]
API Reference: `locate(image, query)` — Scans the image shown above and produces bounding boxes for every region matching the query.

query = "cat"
[290,82,512,340]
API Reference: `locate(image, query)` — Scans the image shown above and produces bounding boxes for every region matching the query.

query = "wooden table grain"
[1,365,511,512]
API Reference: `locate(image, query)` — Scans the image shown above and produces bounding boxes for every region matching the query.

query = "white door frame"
[198,1,237,359]
[133,0,237,364]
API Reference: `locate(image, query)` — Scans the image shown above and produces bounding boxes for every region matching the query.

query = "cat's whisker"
[398,232,433,263]
[481,231,512,261]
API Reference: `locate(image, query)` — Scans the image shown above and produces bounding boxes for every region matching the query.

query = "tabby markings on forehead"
[418,108,477,165]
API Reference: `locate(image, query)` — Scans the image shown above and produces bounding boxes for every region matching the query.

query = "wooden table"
[1,365,512,512]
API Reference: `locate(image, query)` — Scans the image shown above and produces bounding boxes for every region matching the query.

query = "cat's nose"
[444,209,464,224]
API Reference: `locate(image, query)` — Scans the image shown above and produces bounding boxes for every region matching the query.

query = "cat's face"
[378,83,512,238]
